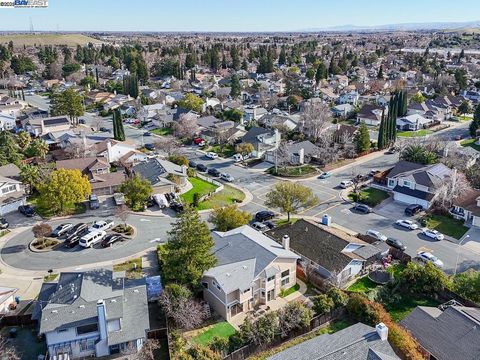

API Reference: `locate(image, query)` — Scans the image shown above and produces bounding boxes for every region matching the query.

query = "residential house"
[25,116,71,136]
[241,127,281,158]
[132,158,187,194]
[385,160,453,209]
[356,104,386,126]
[259,113,298,131]
[33,269,150,359]
[84,91,115,105]
[0,113,16,130]
[396,114,433,131]
[267,220,388,286]
[243,106,268,123]
[337,91,359,106]
[95,140,137,164]
[267,322,399,360]
[56,157,126,196]
[462,90,480,102]
[407,100,451,121]
[331,103,354,118]
[196,115,243,144]
[202,225,299,321]
[318,87,339,103]
[401,305,480,360]
[0,164,26,216]
[264,140,320,165]
[111,69,130,81]
[451,188,480,227]
[0,287,18,314]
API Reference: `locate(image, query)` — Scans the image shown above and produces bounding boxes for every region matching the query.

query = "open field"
[0,33,102,47]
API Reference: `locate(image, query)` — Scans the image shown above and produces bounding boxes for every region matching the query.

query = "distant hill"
[0,33,102,47]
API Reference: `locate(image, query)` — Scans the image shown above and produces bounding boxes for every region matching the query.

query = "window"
[267,276,275,282]
[201,282,208,289]
[79,339,94,352]
[1,185,16,194]
[388,179,395,187]
[243,288,250,294]
[76,323,98,335]
[57,328,67,333]
[281,270,290,278]
[403,180,412,188]
[281,277,290,286]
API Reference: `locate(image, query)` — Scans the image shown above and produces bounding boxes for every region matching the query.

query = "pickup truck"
[113,193,125,206]
[88,220,114,233]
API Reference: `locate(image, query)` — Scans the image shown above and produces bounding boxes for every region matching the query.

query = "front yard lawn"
[347,276,378,293]
[279,283,300,297]
[196,184,245,210]
[180,177,218,205]
[397,130,433,137]
[191,321,236,346]
[385,296,441,322]
[276,218,299,226]
[151,127,173,136]
[206,144,236,158]
[348,188,389,207]
[28,194,86,218]
[113,258,143,279]
[268,165,318,177]
[461,138,480,152]
[422,214,469,240]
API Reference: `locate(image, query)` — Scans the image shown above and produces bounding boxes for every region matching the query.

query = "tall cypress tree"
[113,109,125,141]
[389,94,398,145]
[378,109,386,150]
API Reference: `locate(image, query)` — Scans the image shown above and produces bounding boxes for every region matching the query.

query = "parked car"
[79,118,86,124]
[79,230,107,248]
[319,172,332,179]
[206,152,218,159]
[65,223,88,238]
[18,205,35,217]
[196,163,207,172]
[99,127,110,132]
[88,220,114,232]
[366,229,387,242]
[189,160,197,168]
[352,203,372,214]
[144,143,155,151]
[170,201,184,213]
[386,237,407,251]
[113,193,125,206]
[417,251,444,268]
[454,134,462,141]
[64,235,81,248]
[386,148,396,154]
[0,218,8,230]
[89,194,100,210]
[395,219,419,230]
[193,137,206,145]
[208,168,221,177]
[143,131,152,136]
[264,221,276,230]
[251,222,269,232]
[233,153,243,162]
[255,210,275,222]
[421,228,445,241]
[51,223,73,238]
[404,204,423,216]
[339,180,353,189]
[101,234,124,248]
[220,173,234,182]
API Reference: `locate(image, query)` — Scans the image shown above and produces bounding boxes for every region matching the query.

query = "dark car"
[18,205,35,217]
[264,221,276,230]
[0,217,9,230]
[144,143,155,151]
[170,201,184,213]
[65,223,88,238]
[404,204,423,216]
[89,194,100,210]
[143,131,152,136]
[99,127,110,132]
[386,237,406,251]
[51,223,73,238]
[101,234,124,248]
[64,235,81,248]
[196,163,208,172]
[146,197,156,208]
[208,168,221,177]
[79,118,86,124]
[352,203,372,214]
[255,210,275,222]
[189,160,197,168]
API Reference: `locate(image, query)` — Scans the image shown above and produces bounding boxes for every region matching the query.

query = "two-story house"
[0,164,26,216]
[396,114,433,131]
[337,91,359,106]
[56,157,126,196]
[94,139,138,164]
[132,158,188,194]
[33,269,150,359]
[202,225,299,321]
[356,104,387,126]
[25,116,71,136]
[450,188,480,228]
[241,127,281,158]
[386,161,453,209]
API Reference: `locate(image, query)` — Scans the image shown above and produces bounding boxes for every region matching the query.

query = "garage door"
[393,193,429,209]
[0,198,25,216]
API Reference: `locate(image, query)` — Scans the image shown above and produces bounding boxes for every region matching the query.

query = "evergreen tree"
[377,109,386,150]
[230,74,241,98]
[112,109,125,141]
[355,122,371,153]
[377,65,383,79]
[241,58,248,71]
[315,62,327,83]
[278,46,286,66]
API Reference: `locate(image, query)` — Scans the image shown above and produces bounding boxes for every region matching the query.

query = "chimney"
[95,299,110,356]
[298,148,305,165]
[375,323,388,341]
[282,235,290,251]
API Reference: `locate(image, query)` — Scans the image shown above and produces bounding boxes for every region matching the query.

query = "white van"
[79,230,106,248]
[153,194,169,209]
[339,180,354,189]
[233,153,243,162]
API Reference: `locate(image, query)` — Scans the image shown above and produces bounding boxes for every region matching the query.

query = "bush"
[32,223,52,239]
[399,262,450,296]
[312,294,334,315]
[193,192,201,207]
[168,155,189,166]
[451,269,480,303]
[327,288,348,308]
[277,301,312,338]
[187,167,197,177]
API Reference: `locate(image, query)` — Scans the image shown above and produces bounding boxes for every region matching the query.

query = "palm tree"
[16,131,31,150]
[20,164,39,194]
[26,139,49,159]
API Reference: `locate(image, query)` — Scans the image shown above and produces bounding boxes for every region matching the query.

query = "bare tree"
[65,139,93,159]
[32,223,52,239]
[300,100,334,142]
[173,113,199,139]
[433,170,470,211]
[130,339,160,360]
[0,335,20,360]
[153,136,180,156]
[115,204,129,226]
[273,141,291,173]
[92,117,103,132]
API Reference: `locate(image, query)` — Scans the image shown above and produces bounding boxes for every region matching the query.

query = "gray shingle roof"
[267,322,399,360]
[400,306,480,360]
[392,185,434,201]
[132,158,185,186]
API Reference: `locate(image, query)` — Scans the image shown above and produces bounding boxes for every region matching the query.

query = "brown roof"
[454,189,480,217]
[90,172,126,190]
[56,157,109,175]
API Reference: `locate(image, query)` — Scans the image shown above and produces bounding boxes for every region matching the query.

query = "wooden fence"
[223,307,345,360]
[0,314,37,327]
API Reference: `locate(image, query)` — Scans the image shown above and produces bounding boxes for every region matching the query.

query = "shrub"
[451,269,480,304]
[326,288,348,308]
[312,294,334,315]
[277,301,312,338]
[32,223,52,239]
[193,192,201,207]
[399,262,450,296]
[168,154,189,166]
[187,167,196,177]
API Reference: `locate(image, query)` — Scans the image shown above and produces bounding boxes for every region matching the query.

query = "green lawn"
[196,184,245,210]
[276,218,299,226]
[347,276,378,293]
[44,273,59,282]
[151,127,173,136]
[206,144,236,158]
[453,115,472,122]
[348,188,389,207]
[0,229,10,238]
[113,258,143,279]
[385,297,441,322]
[268,165,318,177]
[461,138,480,151]
[422,214,469,240]
[280,283,300,297]
[191,321,236,346]
[386,264,406,280]
[28,194,86,218]
[397,130,433,137]
[180,177,218,205]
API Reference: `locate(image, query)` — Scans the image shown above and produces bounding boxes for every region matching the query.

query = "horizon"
[0,0,479,32]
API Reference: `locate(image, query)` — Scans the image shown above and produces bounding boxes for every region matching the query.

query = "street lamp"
[454,234,470,276]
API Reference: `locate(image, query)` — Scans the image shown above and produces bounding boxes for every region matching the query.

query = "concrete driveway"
[374,198,407,220]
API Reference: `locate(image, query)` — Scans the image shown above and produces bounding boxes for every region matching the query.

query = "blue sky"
[1,0,479,32]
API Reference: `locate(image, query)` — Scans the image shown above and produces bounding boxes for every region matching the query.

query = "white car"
[395,219,419,230]
[220,173,234,182]
[206,152,218,159]
[79,230,107,248]
[366,229,388,242]
[422,228,444,241]
[339,180,354,189]
[88,220,114,233]
[417,251,444,269]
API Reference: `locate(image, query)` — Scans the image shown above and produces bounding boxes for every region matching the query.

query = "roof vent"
[79,305,85,309]
[226,273,231,277]
[111,299,117,303]
[51,310,58,314]
[133,289,139,293]
[242,265,247,270]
